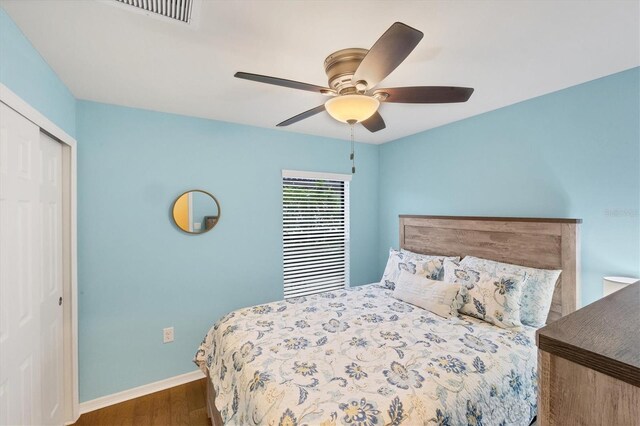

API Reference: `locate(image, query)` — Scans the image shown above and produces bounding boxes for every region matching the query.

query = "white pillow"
[393,270,462,318]
[460,256,561,327]
[443,259,525,330]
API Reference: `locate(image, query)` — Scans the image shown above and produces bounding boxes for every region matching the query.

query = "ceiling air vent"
[114,0,194,24]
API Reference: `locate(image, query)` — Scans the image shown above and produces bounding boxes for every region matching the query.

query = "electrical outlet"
[163,327,174,343]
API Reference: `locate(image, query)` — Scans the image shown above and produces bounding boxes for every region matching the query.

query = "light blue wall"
[76,101,379,401]
[378,67,640,306]
[0,7,76,137]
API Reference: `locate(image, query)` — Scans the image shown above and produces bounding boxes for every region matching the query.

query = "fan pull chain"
[350,122,356,174]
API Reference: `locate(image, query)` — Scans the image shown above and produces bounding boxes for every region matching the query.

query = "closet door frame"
[1,83,79,424]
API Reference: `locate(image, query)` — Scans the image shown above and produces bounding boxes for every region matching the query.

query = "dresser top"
[536,282,640,387]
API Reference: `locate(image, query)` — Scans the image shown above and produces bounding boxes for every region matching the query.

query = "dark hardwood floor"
[72,379,210,426]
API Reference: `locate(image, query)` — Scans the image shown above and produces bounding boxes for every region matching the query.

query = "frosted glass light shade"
[325,95,380,123]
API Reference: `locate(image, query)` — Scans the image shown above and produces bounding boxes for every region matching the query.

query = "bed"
[195,215,581,425]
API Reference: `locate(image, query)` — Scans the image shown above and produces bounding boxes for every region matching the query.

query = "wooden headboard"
[399,215,582,323]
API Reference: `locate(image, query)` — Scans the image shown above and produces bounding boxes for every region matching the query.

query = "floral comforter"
[195,284,537,426]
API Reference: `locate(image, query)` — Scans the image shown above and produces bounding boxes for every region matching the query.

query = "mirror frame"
[171,189,221,235]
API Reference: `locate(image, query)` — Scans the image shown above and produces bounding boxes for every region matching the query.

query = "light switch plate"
[163,327,174,343]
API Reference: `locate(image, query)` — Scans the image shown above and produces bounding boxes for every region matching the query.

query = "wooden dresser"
[536,283,640,425]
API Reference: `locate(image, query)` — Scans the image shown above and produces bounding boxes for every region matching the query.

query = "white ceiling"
[2,0,639,144]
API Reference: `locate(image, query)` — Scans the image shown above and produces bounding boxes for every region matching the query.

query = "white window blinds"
[282,170,350,299]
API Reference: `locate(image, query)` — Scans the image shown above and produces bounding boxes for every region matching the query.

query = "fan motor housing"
[324,48,368,94]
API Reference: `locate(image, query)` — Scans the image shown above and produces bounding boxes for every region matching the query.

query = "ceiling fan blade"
[377,86,474,103]
[235,72,333,94]
[353,22,424,89]
[276,105,326,127]
[361,111,386,133]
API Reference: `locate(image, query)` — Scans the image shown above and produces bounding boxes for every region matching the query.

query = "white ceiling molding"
[1,0,638,144]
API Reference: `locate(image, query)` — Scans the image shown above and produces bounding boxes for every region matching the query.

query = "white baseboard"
[78,369,206,415]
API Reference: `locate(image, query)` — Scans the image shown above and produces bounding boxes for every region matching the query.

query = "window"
[282,170,351,299]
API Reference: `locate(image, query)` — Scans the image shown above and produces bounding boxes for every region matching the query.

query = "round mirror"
[172,190,220,234]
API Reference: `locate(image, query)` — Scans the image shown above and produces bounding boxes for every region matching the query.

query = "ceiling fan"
[234,22,474,133]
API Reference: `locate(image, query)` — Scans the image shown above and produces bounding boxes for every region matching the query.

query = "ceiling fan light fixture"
[235,22,472,133]
[325,95,380,124]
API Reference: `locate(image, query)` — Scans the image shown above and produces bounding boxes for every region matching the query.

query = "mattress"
[195,284,538,425]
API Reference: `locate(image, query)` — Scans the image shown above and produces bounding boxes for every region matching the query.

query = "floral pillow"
[443,259,525,330]
[380,248,452,290]
[460,256,561,327]
[400,249,460,280]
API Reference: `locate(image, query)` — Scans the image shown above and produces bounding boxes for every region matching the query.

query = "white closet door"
[0,103,64,426]
[38,131,63,425]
